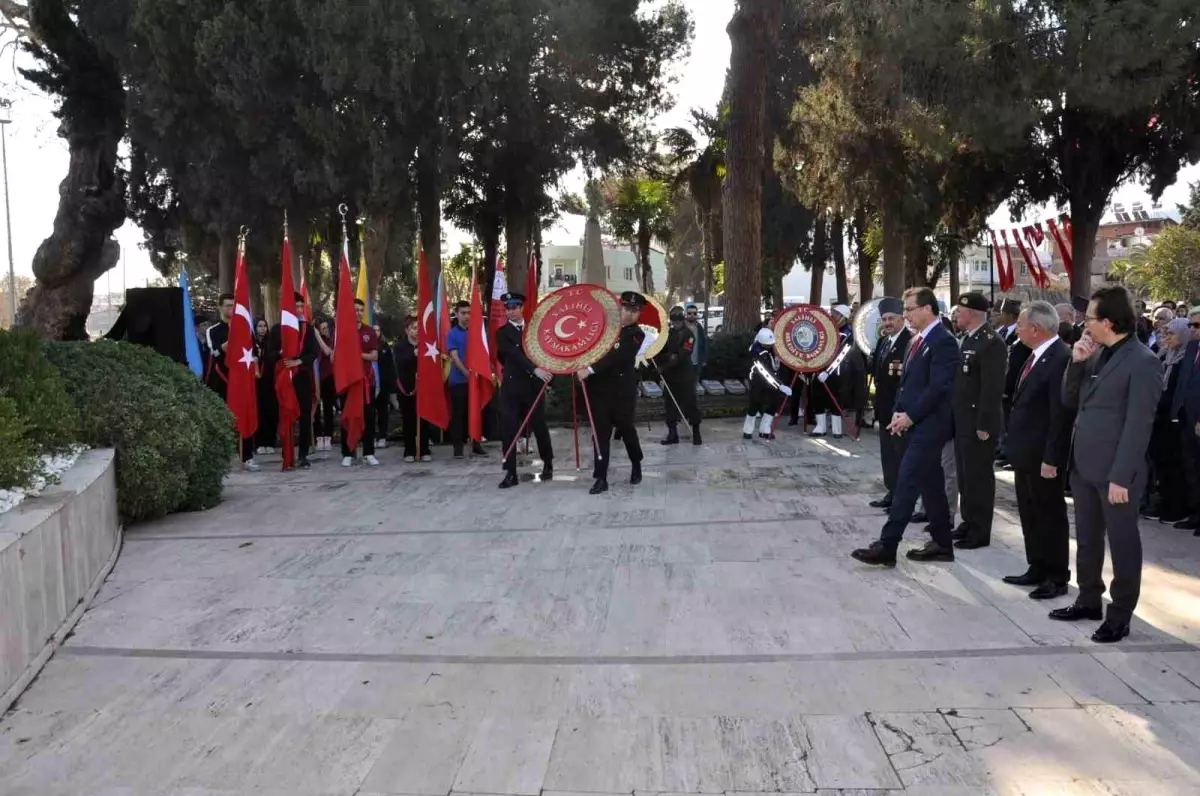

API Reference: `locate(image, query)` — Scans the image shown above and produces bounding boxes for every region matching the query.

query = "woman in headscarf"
[1148,317,1192,524]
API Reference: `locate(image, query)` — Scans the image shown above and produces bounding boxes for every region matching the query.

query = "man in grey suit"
[1051,286,1162,643]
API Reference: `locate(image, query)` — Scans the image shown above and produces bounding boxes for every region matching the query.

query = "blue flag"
[179,269,204,377]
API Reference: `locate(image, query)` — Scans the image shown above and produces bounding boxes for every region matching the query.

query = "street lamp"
[0,99,14,327]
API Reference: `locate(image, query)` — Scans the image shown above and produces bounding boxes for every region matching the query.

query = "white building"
[540,241,668,296]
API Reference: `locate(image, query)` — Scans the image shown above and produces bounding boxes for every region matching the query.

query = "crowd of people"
[841,285,1199,645]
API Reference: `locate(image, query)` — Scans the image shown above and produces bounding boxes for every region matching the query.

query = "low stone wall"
[0,449,119,715]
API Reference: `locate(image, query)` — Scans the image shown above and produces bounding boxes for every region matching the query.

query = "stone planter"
[0,449,119,715]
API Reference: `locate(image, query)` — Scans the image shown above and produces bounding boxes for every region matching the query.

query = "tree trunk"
[638,224,654,294]
[260,280,278,324]
[771,257,785,312]
[504,212,532,295]
[1070,204,1102,302]
[582,214,606,286]
[949,250,960,304]
[532,224,543,298]
[218,230,236,295]
[903,228,931,288]
[416,151,442,287]
[721,0,783,332]
[809,216,826,306]
[480,216,501,318]
[854,207,874,301]
[15,4,126,340]
[832,214,848,303]
[362,211,393,308]
[881,204,904,299]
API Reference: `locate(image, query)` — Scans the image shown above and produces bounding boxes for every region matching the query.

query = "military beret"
[958,292,990,312]
[878,297,903,315]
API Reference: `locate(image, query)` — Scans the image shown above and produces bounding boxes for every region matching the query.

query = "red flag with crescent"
[417,249,451,429]
[227,241,259,440]
[276,231,301,469]
[334,243,366,451]
[466,275,495,442]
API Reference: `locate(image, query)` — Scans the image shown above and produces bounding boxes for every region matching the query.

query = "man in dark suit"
[994,298,1031,467]
[852,286,960,566]
[867,297,911,508]
[1052,286,1162,643]
[577,291,648,495]
[496,292,554,489]
[1170,312,1200,532]
[1002,301,1076,598]
[951,293,1008,549]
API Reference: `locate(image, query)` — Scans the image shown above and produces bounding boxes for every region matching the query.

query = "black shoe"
[630,463,642,485]
[454,449,465,460]
[692,427,702,445]
[1029,582,1069,600]
[954,538,990,550]
[1048,603,1103,622]
[472,444,488,456]
[1140,508,1161,521]
[909,511,928,524]
[540,465,553,482]
[868,495,893,509]
[743,433,753,440]
[832,433,844,440]
[660,435,679,446]
[297,457,311,470]
[1172,515,1200,530]
[850,541,897,567]
[589,479,609,495]
[906,541,955,562]
[787,418,799,426]
[498,473,519,489]
[1003,571,1041,586]
[1091,621,1130,644]
[951,529,968,542]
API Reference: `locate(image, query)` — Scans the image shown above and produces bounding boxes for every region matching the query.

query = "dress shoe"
[850,541,897,567]
[297,457,311,470]
[743,433,753,440]
[472,443,488,456]
[498,473,519,489]
[692,426,702,445]
[1003,571,1041,586]
[589,479,609,495]
[954,538,990,550]
[1048,603,1103,622]
[787,418,799,426]
[1029,582,1069,600]
[540,465,553,482]
[906,541,955,562]
[868,495,893,509]
[951,529,968,542]
[660,430,680,445]
[1091,621,1130,644]
[1173,515,1200,530]
[630,463,642,485]
[909,511,928,524]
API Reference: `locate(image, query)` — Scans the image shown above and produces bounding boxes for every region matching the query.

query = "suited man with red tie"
[852,287,961,566]
[1002,301,1076,599]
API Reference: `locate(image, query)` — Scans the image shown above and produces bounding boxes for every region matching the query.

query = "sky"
[1,0,1196,298]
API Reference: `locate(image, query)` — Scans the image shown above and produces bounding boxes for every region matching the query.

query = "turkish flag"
[466,276,495,442]
[227,243,259,441]
[276,233,301,469]
[417,249,451,429]
[334,243,366,451]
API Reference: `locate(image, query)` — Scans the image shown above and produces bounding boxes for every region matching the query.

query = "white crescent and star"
[553,315,582,340]
[238,347,255,369]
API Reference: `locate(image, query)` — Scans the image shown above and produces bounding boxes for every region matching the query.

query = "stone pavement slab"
[2,420,1200,795]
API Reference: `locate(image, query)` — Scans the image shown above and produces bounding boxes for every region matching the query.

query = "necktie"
[1019,355,1035,385]
[906,336,924,364]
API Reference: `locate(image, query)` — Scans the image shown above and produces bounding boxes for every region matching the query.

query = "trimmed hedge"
[45,340,235,522]
[0,328,78,491]
[704,331,755,381]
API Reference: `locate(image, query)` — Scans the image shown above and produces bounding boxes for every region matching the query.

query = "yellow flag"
[355,248,370,319]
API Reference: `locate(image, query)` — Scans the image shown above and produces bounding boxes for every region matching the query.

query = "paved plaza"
[2,419,1200,795]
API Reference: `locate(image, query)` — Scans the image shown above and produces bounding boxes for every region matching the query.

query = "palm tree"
[604,175,674,295]
[663,109,726,306]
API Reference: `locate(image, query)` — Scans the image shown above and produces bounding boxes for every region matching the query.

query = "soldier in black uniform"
[577,291,647,495]
[867,297,911,508]
[952,292,1008,549]
[994,298,1031,466]
[655,305,703,446]
[743,327,794,440]
[496,292,554,489]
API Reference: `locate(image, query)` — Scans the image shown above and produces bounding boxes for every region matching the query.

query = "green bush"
[45,340,236,522]
[704,331,755,381]
[0,328,78,491]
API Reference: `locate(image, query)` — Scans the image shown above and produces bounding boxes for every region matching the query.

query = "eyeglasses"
[1084,315,1100,322]
[902,305,920,313]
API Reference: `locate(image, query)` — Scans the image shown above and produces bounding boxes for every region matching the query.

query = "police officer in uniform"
[867,297,911,508]
[952,292,1008,548]
[655,306,703,445]
[496,292,555,489]
[577,291,647,495]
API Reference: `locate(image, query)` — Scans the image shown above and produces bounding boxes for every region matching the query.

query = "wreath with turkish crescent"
[772,304,841,373]
[524,284,622,374]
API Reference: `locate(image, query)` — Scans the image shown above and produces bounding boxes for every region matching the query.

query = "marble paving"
[2,419,1200,795]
